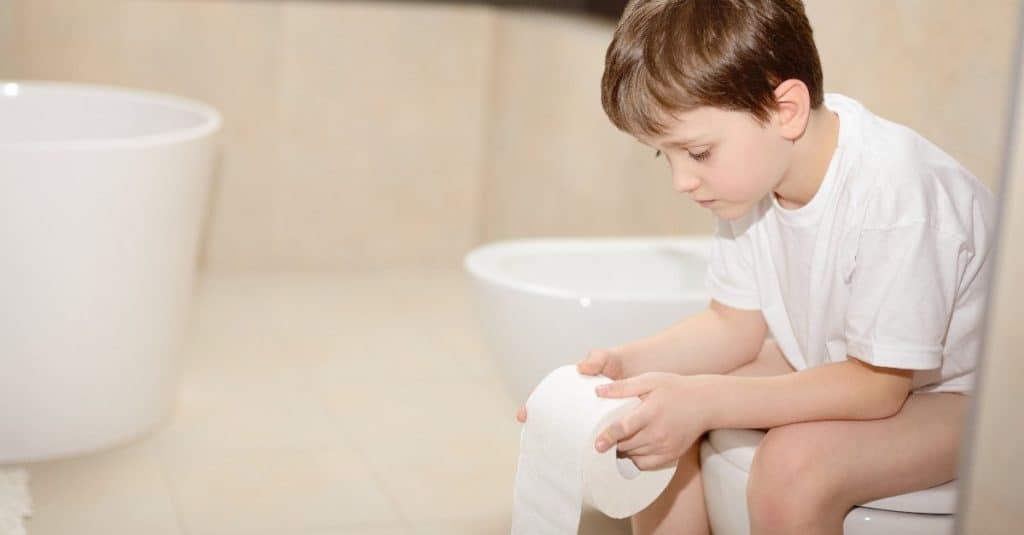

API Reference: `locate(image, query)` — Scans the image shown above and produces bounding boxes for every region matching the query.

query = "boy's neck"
[774,107,841,210]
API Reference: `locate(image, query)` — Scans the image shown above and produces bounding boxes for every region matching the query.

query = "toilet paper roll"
[512,365,677,534]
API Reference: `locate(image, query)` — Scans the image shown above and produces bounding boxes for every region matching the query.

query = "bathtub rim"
[463,235,714,303]
[0,79,222,152]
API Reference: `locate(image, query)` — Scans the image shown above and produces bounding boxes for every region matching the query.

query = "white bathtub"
[0,81,221,462]
[464,237,712,402]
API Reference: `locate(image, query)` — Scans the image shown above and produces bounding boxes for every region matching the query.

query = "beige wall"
[479,9,705,242]
[959,14,1024,533]
[0,0,1018,272]
[0,2,12,75]
[806,0,1019,188]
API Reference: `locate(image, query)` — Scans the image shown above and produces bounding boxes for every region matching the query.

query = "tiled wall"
[0,0,1018,272]
[479,9,702,242]
[0,3,11,74]
[806,0,1020,189]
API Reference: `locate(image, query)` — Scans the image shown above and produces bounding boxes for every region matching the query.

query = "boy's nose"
[673,172,701,194]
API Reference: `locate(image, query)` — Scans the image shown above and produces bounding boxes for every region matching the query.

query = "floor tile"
[162,443,399,535]
[21,270,626,535]
[413,508,632,534]
[413,512,511,534]
[21,437,182,535]
[211,524,411,535]
[315,372,521,521]
[160,348,342,457]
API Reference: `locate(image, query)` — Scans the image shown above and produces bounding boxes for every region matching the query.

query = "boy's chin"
[709,202,751,221]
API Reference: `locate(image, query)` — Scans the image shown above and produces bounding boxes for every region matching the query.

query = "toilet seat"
[705,428,958,514]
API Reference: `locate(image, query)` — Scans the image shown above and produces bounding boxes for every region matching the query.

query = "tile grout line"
[156,431,194,535]
[300,360,416,533]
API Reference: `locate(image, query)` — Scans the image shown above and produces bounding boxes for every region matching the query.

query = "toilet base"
[699,440,955,535]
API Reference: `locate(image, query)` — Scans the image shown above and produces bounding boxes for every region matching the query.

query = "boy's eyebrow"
[637,135,705,148]
[665,136,703,147]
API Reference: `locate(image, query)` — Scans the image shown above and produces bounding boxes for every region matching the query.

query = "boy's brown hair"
[601,0,824,138]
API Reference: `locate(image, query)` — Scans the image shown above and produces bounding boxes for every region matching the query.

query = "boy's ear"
[772,79,811,141]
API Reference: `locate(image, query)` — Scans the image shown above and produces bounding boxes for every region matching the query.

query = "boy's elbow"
[875,382,912,419]
[849,357,914,419]
[709,300,768,355]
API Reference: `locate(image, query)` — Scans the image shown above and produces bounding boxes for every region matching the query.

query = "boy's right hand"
[516,348,625,423]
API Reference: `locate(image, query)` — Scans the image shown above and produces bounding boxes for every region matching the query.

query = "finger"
[595,373,656,399]
[616,430,654,454]
[595,408,650,452]
[620,444,657,459]
[517,385,538,423]
[602,354,624,379]
[628,454,677,471]
[576,349,608,375]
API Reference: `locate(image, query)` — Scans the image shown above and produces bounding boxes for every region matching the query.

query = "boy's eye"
[688,149,711,162]
[654,147,709,161]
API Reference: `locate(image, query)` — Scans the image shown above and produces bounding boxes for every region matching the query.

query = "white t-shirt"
[706,93,996,393]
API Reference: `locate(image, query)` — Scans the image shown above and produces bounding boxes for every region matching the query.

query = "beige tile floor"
[19,270,632,535]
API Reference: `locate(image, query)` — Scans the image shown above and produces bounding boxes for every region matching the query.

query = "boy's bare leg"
[746,390,967,535]
[631,340,795,535]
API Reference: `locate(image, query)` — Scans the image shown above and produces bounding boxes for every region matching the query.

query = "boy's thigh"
[750,391,969,507]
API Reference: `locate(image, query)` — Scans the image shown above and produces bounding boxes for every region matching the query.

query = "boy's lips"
[695,199,716,207]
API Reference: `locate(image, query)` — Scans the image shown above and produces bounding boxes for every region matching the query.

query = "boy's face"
[638,106,792,221]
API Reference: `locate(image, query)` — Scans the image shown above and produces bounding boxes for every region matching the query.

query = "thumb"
[576,349,610,376]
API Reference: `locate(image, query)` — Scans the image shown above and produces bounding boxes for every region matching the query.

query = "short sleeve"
[705,218,760,310]
[845,223,970,370]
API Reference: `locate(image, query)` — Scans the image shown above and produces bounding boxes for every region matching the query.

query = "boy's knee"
[746,427,838,526]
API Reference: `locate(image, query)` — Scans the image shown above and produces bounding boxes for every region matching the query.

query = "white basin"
[0,81,221,462]
[464,236,712,402]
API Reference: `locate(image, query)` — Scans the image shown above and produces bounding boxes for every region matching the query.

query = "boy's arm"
[702,357,915,429]
[612,299,768,378]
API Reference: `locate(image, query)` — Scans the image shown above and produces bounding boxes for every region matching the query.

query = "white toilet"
[465,236,959,533]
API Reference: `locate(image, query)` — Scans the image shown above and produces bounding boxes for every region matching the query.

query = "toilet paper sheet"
[511,365,677,534]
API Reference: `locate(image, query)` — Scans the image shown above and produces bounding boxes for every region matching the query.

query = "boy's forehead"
[636,106,732,146]
[637,111,706,145]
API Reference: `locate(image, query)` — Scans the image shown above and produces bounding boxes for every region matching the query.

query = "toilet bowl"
[0,81,220,462]
[465,236,959,532]
[701,428,957,534]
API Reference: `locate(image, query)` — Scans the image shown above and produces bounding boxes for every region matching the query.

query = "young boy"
[516,0,996,533]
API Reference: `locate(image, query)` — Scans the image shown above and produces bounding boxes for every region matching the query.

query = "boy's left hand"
[594,372,713,470]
